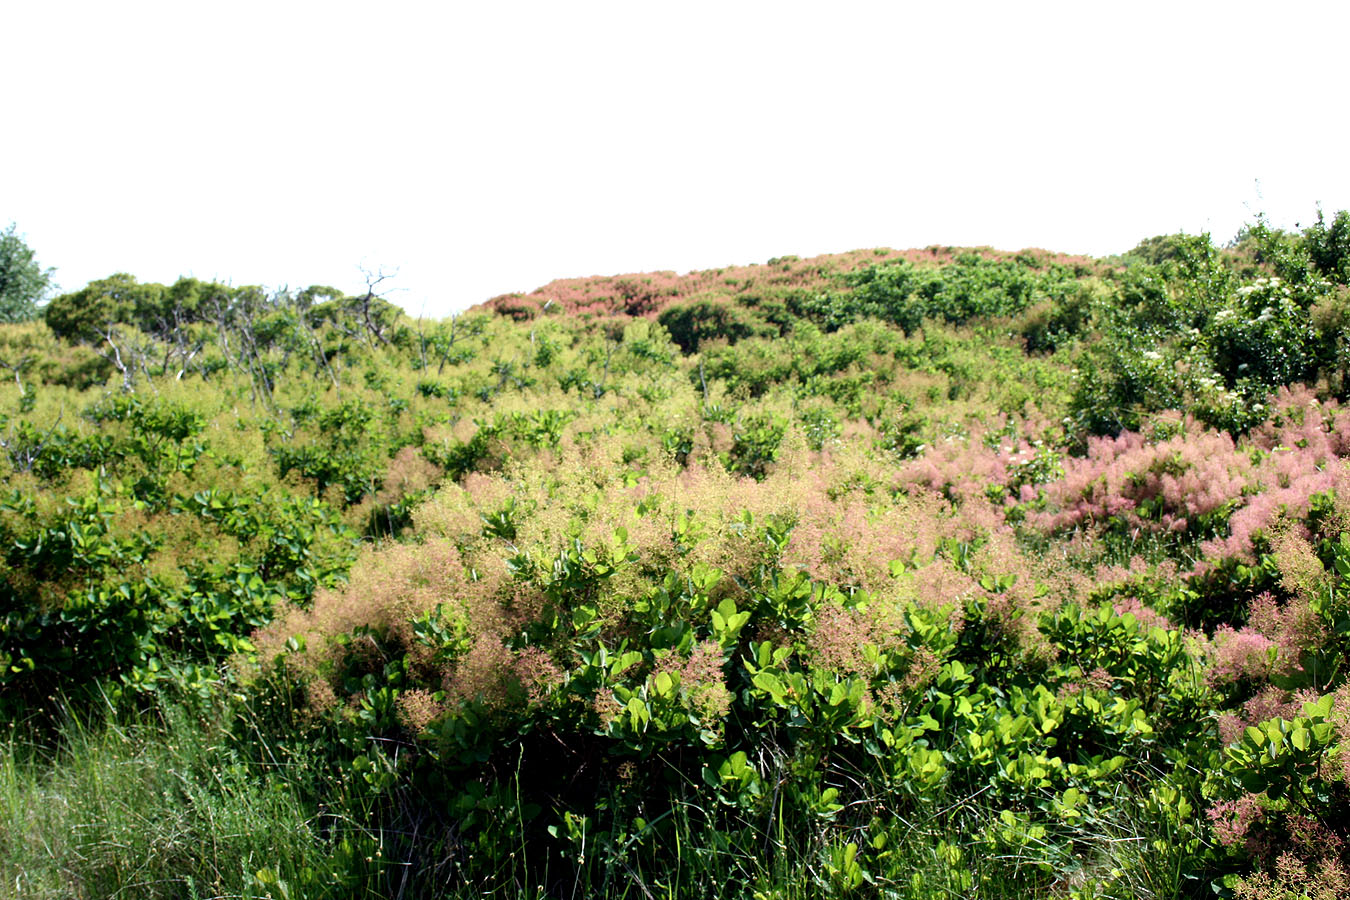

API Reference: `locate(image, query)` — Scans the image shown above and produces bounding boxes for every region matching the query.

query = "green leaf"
[1290,726,1309,752]
[753,671,787,705]
[626,697,648,729]
[611,650,643,675]
[654,671,674,696]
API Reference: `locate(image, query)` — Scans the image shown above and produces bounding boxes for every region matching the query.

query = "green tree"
[1303,208,1350,283]
[0,222,54,322]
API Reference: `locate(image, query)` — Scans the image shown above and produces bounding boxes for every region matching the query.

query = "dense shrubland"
[3,214,1350,897]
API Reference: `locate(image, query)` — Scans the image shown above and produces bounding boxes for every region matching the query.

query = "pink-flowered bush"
[1028,418,1251,537]
[990,391,1350,575]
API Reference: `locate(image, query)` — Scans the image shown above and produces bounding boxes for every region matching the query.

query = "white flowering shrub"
[1207,277,1317,390]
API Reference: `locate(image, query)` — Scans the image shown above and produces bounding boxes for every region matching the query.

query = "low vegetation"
[2,211,1350,897]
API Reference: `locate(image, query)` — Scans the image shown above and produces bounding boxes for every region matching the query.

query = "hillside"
[475,245,1103,318]
[2,212,1350,898]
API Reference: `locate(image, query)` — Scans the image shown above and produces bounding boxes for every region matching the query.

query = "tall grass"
[0,690,337,900]
[1,693,1186,900]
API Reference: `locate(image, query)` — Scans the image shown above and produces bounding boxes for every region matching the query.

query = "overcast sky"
[5,1,1349,317]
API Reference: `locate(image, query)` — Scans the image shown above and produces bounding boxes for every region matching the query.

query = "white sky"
[5,1,1349,317]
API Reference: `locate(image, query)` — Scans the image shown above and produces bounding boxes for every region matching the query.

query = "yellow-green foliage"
[10,224,1350,896]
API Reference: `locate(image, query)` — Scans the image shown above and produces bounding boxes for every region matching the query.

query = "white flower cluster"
[1236,276,1292,300]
